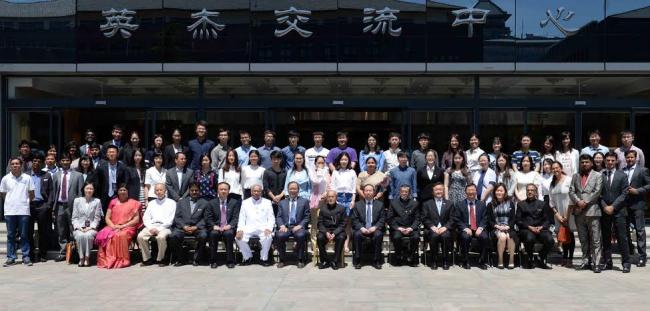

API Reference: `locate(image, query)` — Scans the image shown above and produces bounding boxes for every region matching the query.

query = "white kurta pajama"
[235,197,275,261]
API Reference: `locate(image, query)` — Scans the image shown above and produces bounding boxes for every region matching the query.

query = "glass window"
[634,112,650,162]
[527,111,575,151]
[479,111,524,153]
[411,110,473,155]
[206,111,267,148]
[582,112,630,149]
[605,0,650,62]
[7,111,52,160]
[61,109,148,148]
[153,111,197,147]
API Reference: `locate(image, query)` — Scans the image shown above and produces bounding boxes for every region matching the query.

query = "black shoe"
[173,262,184,267]
[373,262,382,270]
[331,262,339,270]
[408,258,419,267]
[442,262,450,270]
[430,262,438,270]
[537,263,552,270]
[603,262,613,270]
[297,262,305,269]
[240,258,252,266]
[158,261,168,267]
[478,263,488,270]
[637,259,646,267]
[3,260,16,267]
[227,263,236,269]
[354,263,362,269]
[140,259,154,267]
[54,255,66,262]
[22,259,33,266]
[38,257,48,263]
[261,260,271,267]
[576,263,592,271]
[593,266,602,273]
[277,262,285,269]
[210,263,218,269]
[318,262,330,269]
[463,263,471,270]
[192,260,199,266]
[622,264,631,273]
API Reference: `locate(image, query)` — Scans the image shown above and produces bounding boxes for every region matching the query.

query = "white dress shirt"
[329,168,357,194]
[142,198,176,230]
[238,197,275,234]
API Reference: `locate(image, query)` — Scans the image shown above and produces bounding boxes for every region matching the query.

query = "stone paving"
[1,259,649,311]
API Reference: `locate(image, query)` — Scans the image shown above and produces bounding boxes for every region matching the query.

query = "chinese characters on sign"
[451,8,489,38]
[100,8,139,39]
[540,7,578,37]
[274,6,313,38]
[187,9,226,40]
[363,7,402,37]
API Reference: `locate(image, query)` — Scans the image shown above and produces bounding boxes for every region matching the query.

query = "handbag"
[65,241,77,264]
[557,226,571,244]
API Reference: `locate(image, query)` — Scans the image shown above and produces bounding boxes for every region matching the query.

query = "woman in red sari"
[96,183,141,269]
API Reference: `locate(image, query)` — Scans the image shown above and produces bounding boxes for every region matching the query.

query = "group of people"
[1,121,648,273]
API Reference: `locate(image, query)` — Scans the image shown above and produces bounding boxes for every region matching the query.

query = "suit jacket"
[173,197,208,231]
[95,161,132,201]
[50,169,83,208]
[351,199,385,231]
[569,170,604,217]
[205,197,241,229]
[421,198,453,230]
[166,167,194,201]
[416,166,444,201]
[452,199,488,230]
[31,170,53,204]
[515,199,552,230]
[486,200,516,233]
[163,144,190,169]
[276,196,310,229]
[318,203,346,235]
[626,166,650,210]
[600,170,629,216]
[101,140,124,158]
[387,197,420,231]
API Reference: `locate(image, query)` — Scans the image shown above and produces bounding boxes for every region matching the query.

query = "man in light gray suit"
[50,154,83,262]
[165,152,194,202]
[623,150,650,267]
[569,154,604,273]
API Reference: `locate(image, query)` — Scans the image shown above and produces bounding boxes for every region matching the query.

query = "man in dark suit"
[317,190,346,270]
[453,183,489,270]
[516,184,554,270]
[165,152,194,202]
[27,154,54,262]
[623,150,650,267]
[169,183,208,266]
[275,182,311,268]
[50,154,84,262]
[351,184,385,270]
[95,145,134,213]
[416,150,444,201]
[421,183,453,270]
[601,152,631,273]
[100,124,124,158]
[205,182,240,269]
[387,184,420,267]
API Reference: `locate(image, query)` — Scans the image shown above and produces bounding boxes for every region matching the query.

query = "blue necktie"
[477,170,486,199]
[365,202,373,228]
[289,199,297,225]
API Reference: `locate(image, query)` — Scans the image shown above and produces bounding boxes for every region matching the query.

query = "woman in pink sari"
[96,183,141,269]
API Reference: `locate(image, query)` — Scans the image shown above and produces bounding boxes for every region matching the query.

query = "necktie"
[220,200,227,226]
[289,199,297,225]
[469,201,477,231]
[477,170,486,199]
[607,170,612,187]
[190,201,196,214]
[61,170,68,202]
[365,202,373,228]
[581,174,588,188]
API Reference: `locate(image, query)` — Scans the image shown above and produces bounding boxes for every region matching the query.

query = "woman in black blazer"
[163,128,190,169]
[486,183,517,269]
[416,149,444,201]
[76,155,98,191]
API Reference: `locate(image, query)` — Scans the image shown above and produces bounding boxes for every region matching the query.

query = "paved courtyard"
[1,260,649,311]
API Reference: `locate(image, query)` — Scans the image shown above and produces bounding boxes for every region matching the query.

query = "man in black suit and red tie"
[452,183,488,270]
[421,183,453,270]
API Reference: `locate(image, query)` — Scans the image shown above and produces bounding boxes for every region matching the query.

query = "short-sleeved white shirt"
[0,173,35,216]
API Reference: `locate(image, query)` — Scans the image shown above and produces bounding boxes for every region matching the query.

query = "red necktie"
[469,202,477,231]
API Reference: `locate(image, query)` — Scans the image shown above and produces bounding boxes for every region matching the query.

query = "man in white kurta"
[137,183,176,265]
[235,184,275,265]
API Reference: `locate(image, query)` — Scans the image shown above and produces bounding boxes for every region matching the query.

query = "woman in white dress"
[513,155,543,202]
[241,150,265,199]
[218,149,243,201]
[555,131,579,177]
[549,161,575,267]
[144,153,167,202]
[495,153,516,197]
[329,152,357,253]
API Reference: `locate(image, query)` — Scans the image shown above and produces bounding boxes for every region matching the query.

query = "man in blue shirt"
[511,134,541,172]
[388,151,417,200]
[282,130,306,171]
[187,120,215,171]
[235,130,257,166]
[581,129,609,157]
[258,130,281,169]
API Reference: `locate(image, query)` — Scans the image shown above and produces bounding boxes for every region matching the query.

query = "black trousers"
[519,229,554,262]
[353,229,383,264]
[208,229,235,264]
[276,227,309,262]
[317,231,346,265]
[391,230,419,259]
[54,202,72,254]
[169,229,208,263]
[28,201,53,259]
[628,208,647,261]
[425,229,451,263]
[459,229,489,264]
[602,214,631,266]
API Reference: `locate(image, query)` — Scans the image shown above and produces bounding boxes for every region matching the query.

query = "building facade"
[2,0,650,172]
